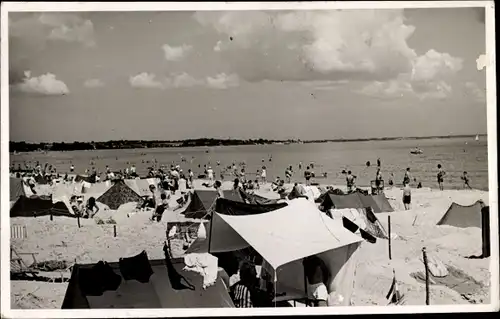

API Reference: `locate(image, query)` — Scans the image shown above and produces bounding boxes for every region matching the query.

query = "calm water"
[11,137,489,191]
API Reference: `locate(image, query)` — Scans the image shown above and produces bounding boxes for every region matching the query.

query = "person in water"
[402,182,411,210]
[461,171,472,190]
[388,173,394,186]
[437,164,446,191]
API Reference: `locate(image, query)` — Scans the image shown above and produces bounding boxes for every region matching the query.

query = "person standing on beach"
[214,181,224,198]
[188,169,194,186]
[377,158,381,167]
[70,163,74,173]
[437,164,446,191]
[375,168,383,193]
[285,166,293,183]
[346,171,356,193]
[403,168,412,186]
[402,182,411,210]
[207,166,214,182]
[388,173,394,186]
[304,166,312,186]
[261,166,267,184]
[461,171,472,189]
[299,162,302,170]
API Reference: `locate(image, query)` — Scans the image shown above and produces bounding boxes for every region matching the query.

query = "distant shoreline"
[10,134,486,153]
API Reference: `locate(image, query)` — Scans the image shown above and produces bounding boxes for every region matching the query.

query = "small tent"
[181,189,244,219]
[10,177,27,202]
[10,195,76,218]
[202,198,364,305]
[437,200,485,229]
[61,253,234,309]
[96,180,142,210]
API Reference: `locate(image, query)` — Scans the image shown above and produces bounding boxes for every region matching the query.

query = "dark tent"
[62,254,234,309]
[437,200,485,229]
[319,192,393,214]
[97,180,142,210]
[10,177,26,202]
[10,195,75,218]
[181,190,244,219]
[372,194,394,213]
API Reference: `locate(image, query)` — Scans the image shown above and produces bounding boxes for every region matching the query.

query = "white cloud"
[411,49,463,82]
[129,72,239,90]
[206,73,240,89]
[465,82,486,103]
[193,10,463,98]
[129,73,164,89]
[165,73,204,88]
[13,71,69,95]
[84,78,105,88]
[162,44,192,61]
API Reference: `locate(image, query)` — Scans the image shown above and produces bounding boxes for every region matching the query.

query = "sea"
[10,137,489,191]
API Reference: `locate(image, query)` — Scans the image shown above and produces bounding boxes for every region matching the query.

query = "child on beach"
[461,171,472,189]
[437,164,446,191]
[402,182,411,210]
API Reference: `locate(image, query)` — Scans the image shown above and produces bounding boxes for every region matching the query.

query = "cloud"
[165,73,204,88]
[129,72,239,90]
[162,44,192,61]
[193,10,463,97]
[465,82,486,103]
[206,73,240,89]
[12,71,69,95]
[84,78,105,88]
[10,13,96,47]
[129,72,164,89]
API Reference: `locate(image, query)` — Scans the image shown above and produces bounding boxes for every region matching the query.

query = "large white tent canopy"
[211,198,363,270]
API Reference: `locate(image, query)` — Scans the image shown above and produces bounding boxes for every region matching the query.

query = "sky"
[8,8,487,143]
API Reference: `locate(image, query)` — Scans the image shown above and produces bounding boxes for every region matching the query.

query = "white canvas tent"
[203,198,363,306]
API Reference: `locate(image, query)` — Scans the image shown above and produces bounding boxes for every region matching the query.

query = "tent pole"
[207,219,214,254]
[388,216,392,260]
[422,247,430,305]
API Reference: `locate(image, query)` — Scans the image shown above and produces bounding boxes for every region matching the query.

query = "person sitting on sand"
[346,171,356,193]
[230,261,257,308]
[402,182,411,210]
[461,171,472,190]
[84,197,100,218]
[437,164,446,191]
[303,255,329,307]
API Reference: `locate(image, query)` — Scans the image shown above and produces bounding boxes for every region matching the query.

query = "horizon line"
[9,133,487,145]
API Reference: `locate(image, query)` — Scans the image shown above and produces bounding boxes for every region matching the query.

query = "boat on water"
[475,134,479,141]
[410,148,423,155]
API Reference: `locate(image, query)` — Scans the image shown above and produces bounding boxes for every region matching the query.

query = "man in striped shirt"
[230,261,257,308]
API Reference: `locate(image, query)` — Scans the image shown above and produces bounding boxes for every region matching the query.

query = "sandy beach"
[10,180,491,309]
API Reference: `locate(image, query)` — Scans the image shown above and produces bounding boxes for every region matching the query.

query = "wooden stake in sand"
[77,215,81,228]
[422,247,430,305]
[388,216,392,260]
[50,211,53,221]
[113,225,117,237]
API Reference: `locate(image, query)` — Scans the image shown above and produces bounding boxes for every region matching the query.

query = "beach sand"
[10,180,491,308]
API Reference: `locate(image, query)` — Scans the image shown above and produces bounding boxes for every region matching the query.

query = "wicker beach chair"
[10,247,39,279]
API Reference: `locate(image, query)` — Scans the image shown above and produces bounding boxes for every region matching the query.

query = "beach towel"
[183,253,219,289]
[119,251,154,283]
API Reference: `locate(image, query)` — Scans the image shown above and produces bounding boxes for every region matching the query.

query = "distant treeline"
[10,134,484,153]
